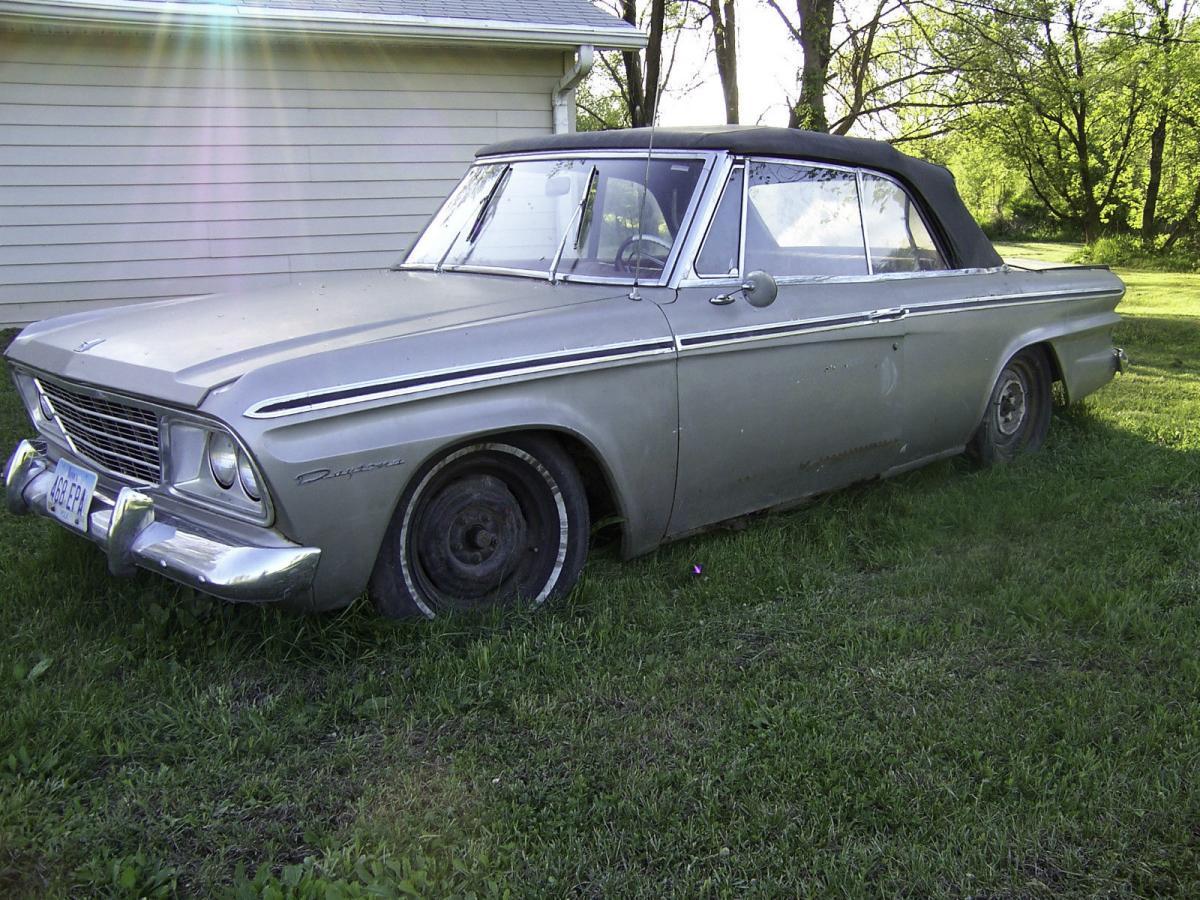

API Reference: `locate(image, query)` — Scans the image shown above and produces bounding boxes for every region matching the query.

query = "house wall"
[0,24,564,325]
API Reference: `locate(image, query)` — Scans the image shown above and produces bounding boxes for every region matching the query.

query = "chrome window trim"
[855,169,874,276]
[678,264,1011,290]
[669,153,735,283]
[397,150,718,288]
[475,149,714,165]
[681,154,963,288]
[738,156,749,276]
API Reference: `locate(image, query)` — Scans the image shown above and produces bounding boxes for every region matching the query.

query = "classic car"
[3,127,1125,618]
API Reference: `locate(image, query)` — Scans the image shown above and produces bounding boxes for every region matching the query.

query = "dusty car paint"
[4,129,1124,612]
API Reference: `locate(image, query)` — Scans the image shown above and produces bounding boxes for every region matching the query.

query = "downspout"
[553,44,594,134]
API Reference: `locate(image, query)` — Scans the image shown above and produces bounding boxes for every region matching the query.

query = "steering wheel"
[614,233,673,273]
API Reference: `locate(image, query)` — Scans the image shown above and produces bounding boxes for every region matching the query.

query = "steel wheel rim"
[995,371,1028,437]
[397,443,569,617]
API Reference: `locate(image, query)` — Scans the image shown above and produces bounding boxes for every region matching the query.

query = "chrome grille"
[38,379,161,482]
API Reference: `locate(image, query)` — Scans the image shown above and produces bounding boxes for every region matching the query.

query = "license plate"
[46,459,98,532]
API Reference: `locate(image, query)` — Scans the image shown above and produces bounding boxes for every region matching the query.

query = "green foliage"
[1071,234,1200,272]
[575,70,630,132]
[74,852,178,899]
[900,0,1200,259]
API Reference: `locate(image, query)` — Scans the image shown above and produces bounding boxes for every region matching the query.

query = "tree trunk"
[643,0,666,125]
[708,0,739,124]
[789,0,834,131]
[620,0,665,127]
[620,0,647,126]
[1066,2,1103,242]
[1142,108,1168,246]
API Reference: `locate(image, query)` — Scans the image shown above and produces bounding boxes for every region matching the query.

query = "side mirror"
[743,270,778,308]
[712,270,779,307]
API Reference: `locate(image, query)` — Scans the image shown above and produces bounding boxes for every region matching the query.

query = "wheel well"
[548,432,622,541]
[1029,341,1068,401]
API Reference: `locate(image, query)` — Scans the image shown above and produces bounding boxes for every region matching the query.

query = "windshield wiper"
[436,165,510,273]
[548,165,598,284]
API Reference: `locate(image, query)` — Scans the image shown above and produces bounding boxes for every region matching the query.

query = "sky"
[652,1,805,128]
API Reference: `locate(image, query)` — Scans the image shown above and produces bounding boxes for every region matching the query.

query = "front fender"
[223,357,678,611]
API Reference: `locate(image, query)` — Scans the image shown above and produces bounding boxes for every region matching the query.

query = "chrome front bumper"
[4,439,320,604]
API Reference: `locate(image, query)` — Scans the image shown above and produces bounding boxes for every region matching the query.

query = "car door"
[662,158,909,537]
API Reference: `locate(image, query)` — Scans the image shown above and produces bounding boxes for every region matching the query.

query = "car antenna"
[629,100,661,301]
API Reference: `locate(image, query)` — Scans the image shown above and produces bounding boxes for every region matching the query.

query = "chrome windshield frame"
[397,149,719,288]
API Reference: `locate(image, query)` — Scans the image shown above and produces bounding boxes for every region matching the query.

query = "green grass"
[2,265,1199,897]
[993,240,1085,263]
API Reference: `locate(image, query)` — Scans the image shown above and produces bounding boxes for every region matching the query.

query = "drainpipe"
[553,44,594,134]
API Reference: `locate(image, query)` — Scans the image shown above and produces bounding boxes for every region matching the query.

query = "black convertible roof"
[478,126,1002,270]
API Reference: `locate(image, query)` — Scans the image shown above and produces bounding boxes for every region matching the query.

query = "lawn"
[2,246,1198,897]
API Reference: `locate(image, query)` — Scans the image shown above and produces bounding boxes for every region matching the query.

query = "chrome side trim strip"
[245,338,677,419]
[676,287,1124,352]
[903,288,1122,316]
[677,311,871,351]
[244,286,1122,420]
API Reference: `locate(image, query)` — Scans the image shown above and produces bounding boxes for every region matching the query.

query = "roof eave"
[0,0,649,50]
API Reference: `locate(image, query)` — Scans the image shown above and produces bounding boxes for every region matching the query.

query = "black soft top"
[478,126,1002,270]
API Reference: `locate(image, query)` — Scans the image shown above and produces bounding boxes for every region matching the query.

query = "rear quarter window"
[859,173,947,273]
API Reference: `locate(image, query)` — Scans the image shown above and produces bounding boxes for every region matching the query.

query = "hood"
[5,269,629,408]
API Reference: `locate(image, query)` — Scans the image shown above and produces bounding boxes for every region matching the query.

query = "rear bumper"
[4,438,319,604]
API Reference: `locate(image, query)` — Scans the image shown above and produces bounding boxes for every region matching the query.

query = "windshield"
[404,156,707,282]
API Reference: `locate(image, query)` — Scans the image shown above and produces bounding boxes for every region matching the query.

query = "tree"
[767,0,970,140]
[931,0,1147,241]
[1127,0,1199,246]
[703,0,740,124]
[768,0,834,130]
[577,1,702,130]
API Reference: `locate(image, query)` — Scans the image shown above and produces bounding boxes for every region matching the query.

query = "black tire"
[369,434,589,619]
[968,346,1053,465]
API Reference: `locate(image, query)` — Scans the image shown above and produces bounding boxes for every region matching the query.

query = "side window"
[695,165,744,277]
[744,162,868,276]
[860,173,947,273]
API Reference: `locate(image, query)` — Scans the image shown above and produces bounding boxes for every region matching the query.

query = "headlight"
[207,432,238,489]
[237,451,260,501]
[162,418,270,523]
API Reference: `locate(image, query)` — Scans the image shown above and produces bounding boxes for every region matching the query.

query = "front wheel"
[967,347,1053,465]
[369,435,589,619]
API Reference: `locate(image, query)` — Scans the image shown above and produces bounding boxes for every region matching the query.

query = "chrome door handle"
[868,307,908,321]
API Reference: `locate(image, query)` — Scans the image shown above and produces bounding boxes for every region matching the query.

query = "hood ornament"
[73,338,105,353]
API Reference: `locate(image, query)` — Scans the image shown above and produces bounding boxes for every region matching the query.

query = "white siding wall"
[0,25,564,325]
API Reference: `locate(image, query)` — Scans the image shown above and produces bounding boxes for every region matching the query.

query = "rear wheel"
[369,435,589,619]
[968,347,1053,465]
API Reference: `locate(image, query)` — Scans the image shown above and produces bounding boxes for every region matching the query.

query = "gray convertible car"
[4,127,1125,618]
